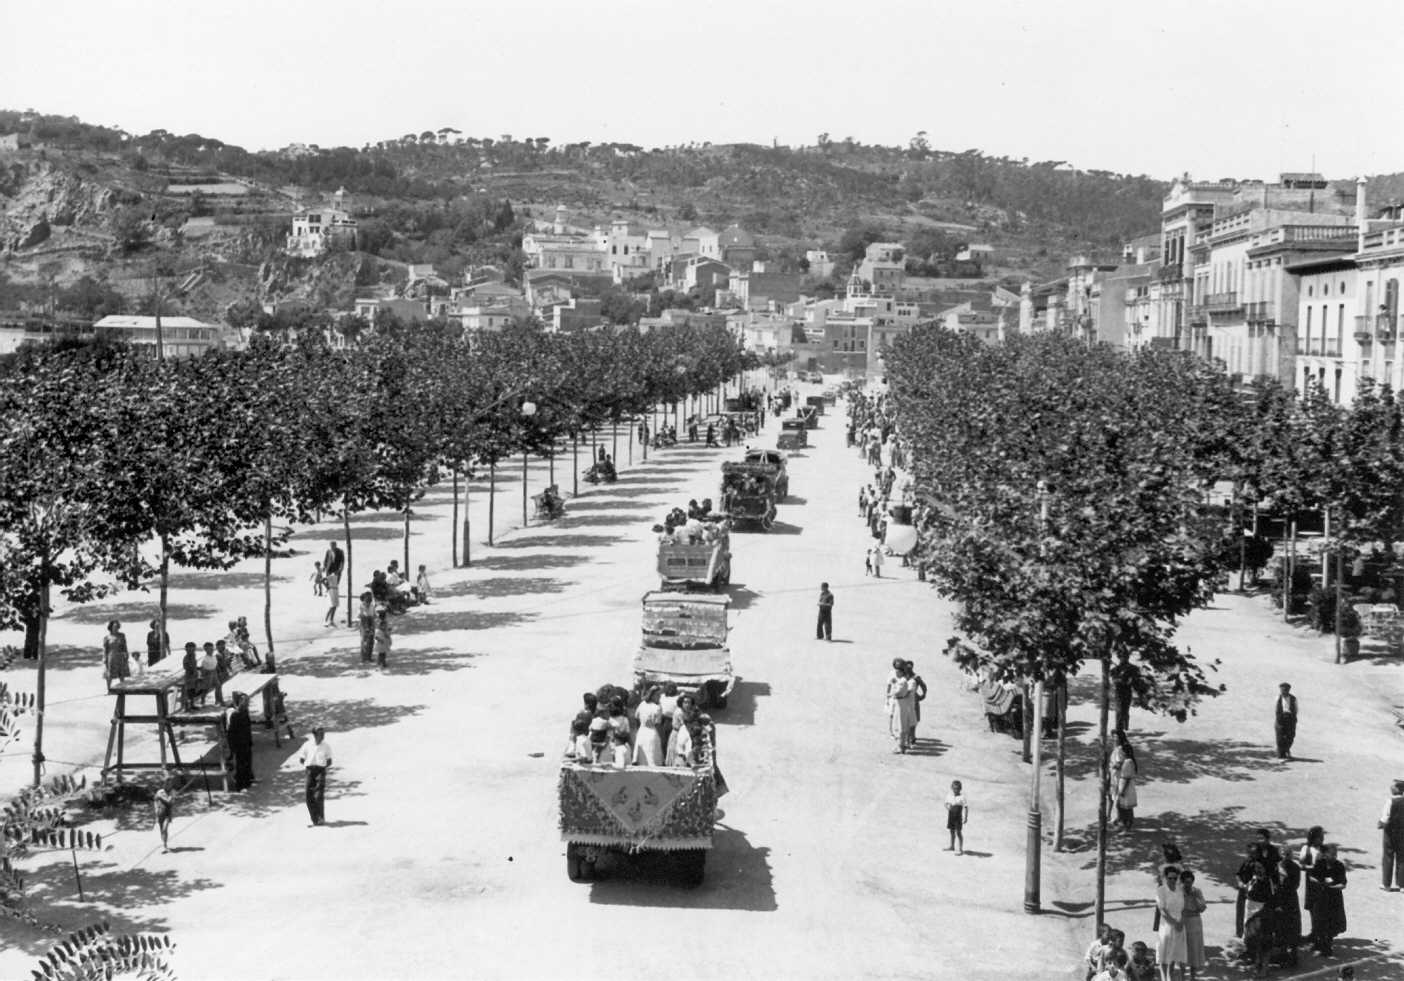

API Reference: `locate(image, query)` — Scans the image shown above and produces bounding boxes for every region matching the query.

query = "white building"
[286,188,358,257]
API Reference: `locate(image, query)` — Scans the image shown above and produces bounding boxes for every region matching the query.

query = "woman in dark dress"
[1299,826,1326,945]
[227,693,254,791]
[1272,852,1302,967]
[1307,844,1348,956]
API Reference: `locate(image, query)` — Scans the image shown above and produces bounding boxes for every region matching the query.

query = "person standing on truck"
[816,582,834,641]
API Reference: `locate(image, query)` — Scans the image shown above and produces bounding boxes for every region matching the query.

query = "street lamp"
[520,401,537,527]
[1025,479,1049,914]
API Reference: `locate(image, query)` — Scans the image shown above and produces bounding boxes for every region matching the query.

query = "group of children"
[180,618,264,710]
[563,685,711,771]
[1085,926,1159,981]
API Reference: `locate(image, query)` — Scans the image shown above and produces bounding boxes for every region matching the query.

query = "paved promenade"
[1,387,1400,980]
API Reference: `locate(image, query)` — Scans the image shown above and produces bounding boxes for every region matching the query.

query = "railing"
[1378,312,1398,341]
[1323,340,1341,358]
[1304,341,1322,357]
[1205,291,1241,312]
[1244,301,1275,323]
[1188,306,1208,326]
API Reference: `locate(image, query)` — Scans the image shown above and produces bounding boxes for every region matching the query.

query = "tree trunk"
[488,461,496,545]
[572,431,579,496]
[463,475,471,567]
[263,515,275,660]
[521,451,528,527]
[159,532,170,663]
[31,566,50,787]
[403,505,410,577]
[451,469,460,568]
[343,509,354,627]
[1094,651,1111,930]
[1054,678,1067,851]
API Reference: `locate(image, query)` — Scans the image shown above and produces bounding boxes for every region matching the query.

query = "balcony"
[1244,301,1275,325]
[1187,306,1208,327]
[1360,314,1397,343]
[1378,312,1398,342]
[1204,291,1242,314]
[1323,340,1341,358]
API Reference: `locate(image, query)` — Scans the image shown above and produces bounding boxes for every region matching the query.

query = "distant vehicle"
[804,395,826,416]
[720,460,780,530]
[777,418,809,450]
[805,370,825,384]
[742,447,789,500]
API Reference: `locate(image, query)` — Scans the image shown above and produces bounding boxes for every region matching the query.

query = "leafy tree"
[887,330,1232,926]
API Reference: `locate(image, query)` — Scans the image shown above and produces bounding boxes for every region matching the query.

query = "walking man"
[1274,682,1298,759]
[1381,779,1404,891]
[322,541,345,627]
[816,582,834,641]
[299,726,333,826]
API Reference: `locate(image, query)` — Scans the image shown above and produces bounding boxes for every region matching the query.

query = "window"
[1308,285,1313,297]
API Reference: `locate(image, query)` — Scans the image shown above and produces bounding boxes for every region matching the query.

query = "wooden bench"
[103,666,293,791]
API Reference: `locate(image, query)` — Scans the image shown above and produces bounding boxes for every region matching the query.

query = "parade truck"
[742,447,789,500]
[558,726,720,887]
[720,460,779,530]
[634,590,734,710]
[657,524,731,591]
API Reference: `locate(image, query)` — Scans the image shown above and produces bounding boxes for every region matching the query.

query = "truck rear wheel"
[676,849,707,888]
[566,843,593,882]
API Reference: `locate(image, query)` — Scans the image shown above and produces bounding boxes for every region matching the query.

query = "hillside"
[3,109,1391,321]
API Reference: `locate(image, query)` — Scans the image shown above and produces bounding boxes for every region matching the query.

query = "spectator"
[153,774,175,853]
[298,726,333,827]
[1179,869,1206,978]
[227,692,254,791]
[1110,730,1139,830]
[145,619,168,667]
[102,620,130,691]
[322,541,345,627]
[357,592,376,663]
[415,564,432,605]
[1380,779,1404,891]
[1307,844,1348,957]
[816,582,834,641]
[373,610,391,668]
[944,780,968,855]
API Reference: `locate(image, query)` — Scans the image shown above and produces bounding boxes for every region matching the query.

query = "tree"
[908,130,930,158]
[677,202,698,222]
[887,330,1230,925]
[110,206,151,255]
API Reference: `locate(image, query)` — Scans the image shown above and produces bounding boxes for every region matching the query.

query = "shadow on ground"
[393,609,535,636]
[561,498,658,513]
[1068,806,1368,889]
[341,526,414,542]
[164,570,292,592]
[492,534,624,551]
[433,577,569,602]
[7,860,219,956]
[722,585,762,611]
[1061,730,1287,786]
[347,510,437,525]
[463,554,592,573]
[557,513,654,529]
[717,679,770,727]
[584,824,776,911]
[281,644,480,678]
[59,601,222,627]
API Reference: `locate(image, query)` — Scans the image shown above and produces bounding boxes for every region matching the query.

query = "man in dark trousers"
[1380,779,1404,891]
[816,582,834,641]
[1274,682,1298,759]
[1111,651,1146,733]
[322,541,345,627]
[299,726,333,826]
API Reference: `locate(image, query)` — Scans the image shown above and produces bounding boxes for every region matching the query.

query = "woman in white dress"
[633,686,663,766]
[888,671,916,753]
[1155,867,1187,981]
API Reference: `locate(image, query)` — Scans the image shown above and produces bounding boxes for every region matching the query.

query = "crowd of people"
[101,616,266,707]
[656,500,727,544]
[1081,826,1364,981]
[562,684,718,773]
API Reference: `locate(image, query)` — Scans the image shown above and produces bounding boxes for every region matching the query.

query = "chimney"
[1356,177,1367,252]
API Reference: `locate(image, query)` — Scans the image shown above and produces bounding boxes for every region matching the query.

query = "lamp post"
[520,400,537,527]
[1025,479,1049,914]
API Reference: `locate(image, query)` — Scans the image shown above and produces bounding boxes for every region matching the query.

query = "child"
[373,612,391,668]
[153,775,174,853]
[945,780,969,855]
[1125,942,1156,981]
[610,729,631,768]
[865,547,873,576]
[415,564,431,605]
[199,643,220,706]
[311,561,325,596]
[565,717,591,762]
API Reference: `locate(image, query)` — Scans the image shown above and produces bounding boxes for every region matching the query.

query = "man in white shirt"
[298,727,333,826]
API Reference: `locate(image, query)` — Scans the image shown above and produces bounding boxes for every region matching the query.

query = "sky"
[4,0,1403,182]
